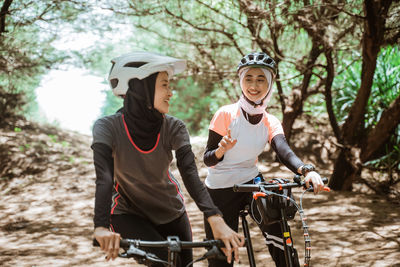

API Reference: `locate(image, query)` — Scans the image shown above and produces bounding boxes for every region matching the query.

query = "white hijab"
[238,67,274,115]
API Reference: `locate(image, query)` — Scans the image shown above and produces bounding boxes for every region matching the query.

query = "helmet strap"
[242,93,268,108]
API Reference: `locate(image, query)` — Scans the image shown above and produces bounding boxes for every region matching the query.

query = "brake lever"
[203,245,227,261]
[125,244,147,258]
[294,175,330,192]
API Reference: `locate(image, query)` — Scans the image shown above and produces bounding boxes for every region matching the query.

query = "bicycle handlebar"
[93,236,227,265]
[233,176,329,192]
[93,237,224,249]
[119,238,224,250]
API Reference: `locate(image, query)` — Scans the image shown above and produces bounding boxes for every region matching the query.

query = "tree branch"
[0,0,13,35]
[361,94,400,162]
[195,0,246,28]
[194,45,237,102]
[164,7,244,55]
[324,48,342,141]
[341,0,392,145]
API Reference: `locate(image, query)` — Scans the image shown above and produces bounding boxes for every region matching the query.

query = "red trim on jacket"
[111,183,121,214]
[167,171,185,202]
[122,114,160,154]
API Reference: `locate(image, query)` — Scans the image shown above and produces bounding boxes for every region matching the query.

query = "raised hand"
[215,129,237,159]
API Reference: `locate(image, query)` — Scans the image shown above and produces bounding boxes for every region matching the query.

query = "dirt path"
[0,123,399,267]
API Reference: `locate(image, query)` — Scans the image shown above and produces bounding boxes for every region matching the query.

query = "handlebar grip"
[93,238,100,247]
[233,184,260,192]
[120,239,131,249]
[92,238,130,248]
[93,238,130,249]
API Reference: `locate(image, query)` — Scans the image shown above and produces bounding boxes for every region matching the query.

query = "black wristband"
[301,164,315,176]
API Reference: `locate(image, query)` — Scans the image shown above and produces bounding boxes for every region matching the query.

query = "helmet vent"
[124,62,148,68]
[264,58,273,64]
[110,78,118,89]
[236,52,276,75]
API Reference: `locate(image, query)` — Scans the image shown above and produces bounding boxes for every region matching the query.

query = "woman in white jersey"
[92,52,244,266]
[203,52,324,267]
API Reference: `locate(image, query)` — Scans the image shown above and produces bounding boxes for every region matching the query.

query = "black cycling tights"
[204,182,300,267]
[111,212,193,267]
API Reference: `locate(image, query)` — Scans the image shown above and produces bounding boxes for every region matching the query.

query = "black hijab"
[123,72,163,151]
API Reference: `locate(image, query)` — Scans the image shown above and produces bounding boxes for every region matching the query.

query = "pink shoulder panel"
[209,104,239,136]
[263,113,284,143]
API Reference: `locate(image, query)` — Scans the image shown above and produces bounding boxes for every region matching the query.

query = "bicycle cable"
[185,244,226,267]
[254,186,314,267]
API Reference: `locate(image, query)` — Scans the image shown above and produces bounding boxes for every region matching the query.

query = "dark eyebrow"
[161,79,169,83]
[245,74,266,78]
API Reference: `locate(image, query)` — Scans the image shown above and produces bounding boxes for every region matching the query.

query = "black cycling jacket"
[92,143,222,228]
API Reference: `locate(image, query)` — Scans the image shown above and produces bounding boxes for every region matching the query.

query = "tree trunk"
[329,0,392,190]
[361,94,400,162]
[329,150,357,190]
[0,0,13,35]
[324,49,341,142]
[282,44,321,141]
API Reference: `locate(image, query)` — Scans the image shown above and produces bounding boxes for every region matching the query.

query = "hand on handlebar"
[94,226,121,261]
[207,215,245,264]
[304,171,325,194]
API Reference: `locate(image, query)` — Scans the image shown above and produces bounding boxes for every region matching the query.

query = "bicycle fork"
[240,206,300,267]
[240,209,257,267]
[278,199,300,267]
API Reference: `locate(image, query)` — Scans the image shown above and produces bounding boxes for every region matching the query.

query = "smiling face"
[241,68,269,102]
[153,71,172,114]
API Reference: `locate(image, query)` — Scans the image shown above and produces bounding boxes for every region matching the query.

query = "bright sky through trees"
[35,27,108,135]
[36,68,106,135]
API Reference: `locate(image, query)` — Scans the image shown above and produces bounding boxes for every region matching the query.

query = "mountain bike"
[233,175,330,267]
[93,235,229,266]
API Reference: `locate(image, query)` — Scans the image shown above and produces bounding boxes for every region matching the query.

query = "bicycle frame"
[239,201,298,267]
[233,176,329,267]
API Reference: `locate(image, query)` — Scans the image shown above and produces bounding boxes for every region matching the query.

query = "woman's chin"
[155,107,168,114]
[248,95,262,102]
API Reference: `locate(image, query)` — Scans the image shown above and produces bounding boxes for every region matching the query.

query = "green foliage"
[333,46,400,128]
[303,94,327,117]
[48,134,58,143]
[169,77,231,135]
[365,140,400,171]
[368,46,400,126]
[97,0,365,134]
[333,45,400,170]
[0,1,90,123]
[100,89,123,116]
[69,156,76,164]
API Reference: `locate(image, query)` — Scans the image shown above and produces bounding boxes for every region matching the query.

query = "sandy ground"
[0,123,399,267]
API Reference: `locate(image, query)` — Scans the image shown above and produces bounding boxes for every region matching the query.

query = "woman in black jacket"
[92,52,244,266]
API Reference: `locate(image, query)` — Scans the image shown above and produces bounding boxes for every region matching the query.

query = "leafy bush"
[333,45,400,170]
[169,77,230,135]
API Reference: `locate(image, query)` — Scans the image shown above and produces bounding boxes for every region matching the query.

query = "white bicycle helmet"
[108,51,186,96]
